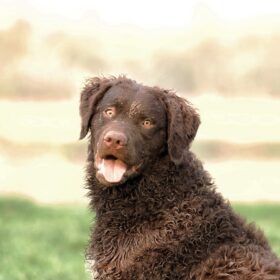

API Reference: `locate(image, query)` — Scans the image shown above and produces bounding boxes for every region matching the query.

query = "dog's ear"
[159,90,200,165]
[79,77,112,139]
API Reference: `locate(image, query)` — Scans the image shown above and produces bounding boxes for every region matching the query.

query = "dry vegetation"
[0,20,280,100]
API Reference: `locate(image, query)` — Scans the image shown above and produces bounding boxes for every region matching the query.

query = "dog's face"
[90,83,167,185]
[79,77,200,186]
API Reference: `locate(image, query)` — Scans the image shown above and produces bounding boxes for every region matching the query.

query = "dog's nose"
[103,131,127,149]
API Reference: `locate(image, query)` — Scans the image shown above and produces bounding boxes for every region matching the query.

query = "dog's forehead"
[100,84,165,116]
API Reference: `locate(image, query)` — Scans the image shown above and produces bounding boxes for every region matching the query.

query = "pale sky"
[1,0,280,30]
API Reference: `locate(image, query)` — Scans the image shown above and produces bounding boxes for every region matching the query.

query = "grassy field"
[0,197,91,280]
[0,197,279,280]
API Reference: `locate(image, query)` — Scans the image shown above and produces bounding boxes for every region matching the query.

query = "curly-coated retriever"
[79,76,280,279]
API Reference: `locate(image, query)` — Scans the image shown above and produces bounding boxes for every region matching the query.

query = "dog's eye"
[103,108,115,118]
[141,119,153,129]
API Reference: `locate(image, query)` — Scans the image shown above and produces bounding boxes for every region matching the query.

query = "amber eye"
[141,119,153,129]
[103,108,115,118]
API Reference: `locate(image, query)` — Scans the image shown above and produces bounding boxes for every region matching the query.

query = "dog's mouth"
[95,154,141,185]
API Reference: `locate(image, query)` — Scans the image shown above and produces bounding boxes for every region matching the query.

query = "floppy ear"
[160,90,200,165]
[79,77,112,139]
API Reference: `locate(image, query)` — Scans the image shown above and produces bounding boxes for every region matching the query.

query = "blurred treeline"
[1,19,280,100]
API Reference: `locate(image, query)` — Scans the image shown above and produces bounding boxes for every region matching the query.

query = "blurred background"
[0,0,279,279]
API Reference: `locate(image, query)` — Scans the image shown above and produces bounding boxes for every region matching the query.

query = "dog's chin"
[94,154,142,187]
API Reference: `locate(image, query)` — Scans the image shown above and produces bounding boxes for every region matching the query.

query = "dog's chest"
[91,204,196,279]
[92,224,145,278]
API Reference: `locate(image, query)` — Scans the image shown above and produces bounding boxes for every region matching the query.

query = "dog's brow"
[99,99,123,110]
[128,101,142,118]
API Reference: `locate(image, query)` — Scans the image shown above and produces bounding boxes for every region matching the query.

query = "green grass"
[0,197,279,280]
[0,197,92,280]
[233,203,280,256]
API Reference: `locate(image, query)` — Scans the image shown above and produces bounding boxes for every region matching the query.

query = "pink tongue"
[99,159,127,183]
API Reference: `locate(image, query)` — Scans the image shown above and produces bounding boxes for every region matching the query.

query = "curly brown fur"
[80,76,280,280]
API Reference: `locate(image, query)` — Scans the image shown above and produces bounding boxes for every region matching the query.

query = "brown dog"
[80,76,280,279]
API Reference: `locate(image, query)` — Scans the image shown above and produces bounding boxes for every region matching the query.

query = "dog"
[79,76,280,279]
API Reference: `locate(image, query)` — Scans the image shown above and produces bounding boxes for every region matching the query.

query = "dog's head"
[79,76,200,186]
